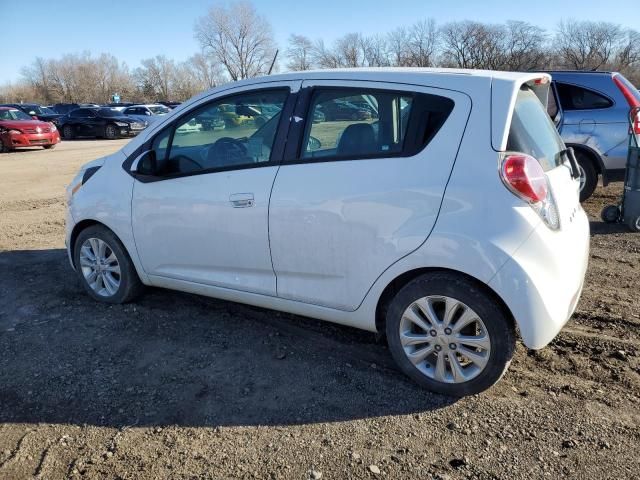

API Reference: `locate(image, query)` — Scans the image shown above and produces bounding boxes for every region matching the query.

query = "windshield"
[41,106,56,115]
[97,108,122,117]
[0,109,33,121]
[22,105,45,115]
[507,86,565,171]
[149,105,170,115]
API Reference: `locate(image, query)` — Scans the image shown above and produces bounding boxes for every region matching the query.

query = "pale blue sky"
[1,0,639,83]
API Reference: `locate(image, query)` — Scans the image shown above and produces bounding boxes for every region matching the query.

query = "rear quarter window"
[555,82,613,110]
[507,86,565,171]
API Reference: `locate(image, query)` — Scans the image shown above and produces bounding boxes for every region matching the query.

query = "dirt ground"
[0,140,638,480]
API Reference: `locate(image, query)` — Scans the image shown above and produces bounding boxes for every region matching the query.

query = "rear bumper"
[1,130,60,148]
[489,208,590,349]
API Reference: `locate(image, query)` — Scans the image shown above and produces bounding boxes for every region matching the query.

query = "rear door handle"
[229,193,254,208]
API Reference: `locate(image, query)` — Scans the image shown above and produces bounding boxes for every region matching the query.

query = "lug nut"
[449,343,457,350]
[444,328,452,335]
[435,345,442,351]
[430,330,437,337]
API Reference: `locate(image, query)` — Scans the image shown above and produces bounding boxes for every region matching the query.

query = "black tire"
[62,125,75,139]
[385,272,516,396]
[601,205,620,223]
[0,140,12,153]
[104,124,118,140]
[43,144,55,150]
[73,225,144,304]
[575,151,598,202]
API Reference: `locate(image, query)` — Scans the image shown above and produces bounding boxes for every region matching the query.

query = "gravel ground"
[0,141,639,480]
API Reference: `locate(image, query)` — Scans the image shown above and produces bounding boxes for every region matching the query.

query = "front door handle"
[229,193,254,208]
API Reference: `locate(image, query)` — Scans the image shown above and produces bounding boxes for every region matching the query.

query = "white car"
[65,68,589,396]
[121,104,171,125]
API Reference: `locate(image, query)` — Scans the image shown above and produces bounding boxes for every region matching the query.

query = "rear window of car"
[507,86,565,171]
[555,82,613,110]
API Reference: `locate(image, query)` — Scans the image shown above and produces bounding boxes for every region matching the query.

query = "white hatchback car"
[66,68,589,396]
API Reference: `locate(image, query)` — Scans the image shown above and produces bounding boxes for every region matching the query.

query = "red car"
[0,107,61,153]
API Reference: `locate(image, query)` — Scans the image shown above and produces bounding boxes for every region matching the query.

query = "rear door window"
[555,82,613,110]
[507,86,565,171]
[299,88,454,161]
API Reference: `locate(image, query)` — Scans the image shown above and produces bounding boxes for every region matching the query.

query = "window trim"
[553,81,614,111]
[282,85,453,166]
[123,87,296,183]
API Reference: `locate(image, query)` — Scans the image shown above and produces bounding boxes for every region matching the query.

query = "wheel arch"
[374,267,517,337]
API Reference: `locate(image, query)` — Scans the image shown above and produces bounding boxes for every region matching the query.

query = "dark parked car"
[51,103,100,115]
[546,71,640,201]
[157,101,181,109]
[58,107,147,139]
[319,100,372,121]
[0,103,64,126]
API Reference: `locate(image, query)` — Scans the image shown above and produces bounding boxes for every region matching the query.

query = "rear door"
[268,80,471,311]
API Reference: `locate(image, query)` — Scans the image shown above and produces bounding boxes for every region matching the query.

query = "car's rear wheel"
[0,140,12,153]
[62,125,74,139]
[385,272,515,396]
[74,225,144,304]
[104,124,118,140]
[575,151,597,202]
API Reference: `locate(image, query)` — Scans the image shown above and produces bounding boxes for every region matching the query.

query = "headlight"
[50,123,57,132]
[8,129,22,134]
[114,121,129,127]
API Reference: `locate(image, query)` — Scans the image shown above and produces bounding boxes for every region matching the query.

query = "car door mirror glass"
[307,136,321,151]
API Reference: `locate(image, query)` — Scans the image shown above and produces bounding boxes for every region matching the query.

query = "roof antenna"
[268,49,279,75]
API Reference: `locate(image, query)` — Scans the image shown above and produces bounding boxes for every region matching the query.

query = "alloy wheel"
[399,295,491,384]
[79,237,121,297]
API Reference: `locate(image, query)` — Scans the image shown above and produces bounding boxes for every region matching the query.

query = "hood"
[0,119,55,130]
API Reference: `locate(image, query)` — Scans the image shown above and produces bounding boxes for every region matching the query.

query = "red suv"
[0,107,61,152]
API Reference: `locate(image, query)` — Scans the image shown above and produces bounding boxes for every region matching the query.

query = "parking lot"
[0,140,639,479]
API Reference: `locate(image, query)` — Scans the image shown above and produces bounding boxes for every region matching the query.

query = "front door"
[269,80,471,311]
[131,82,299,295]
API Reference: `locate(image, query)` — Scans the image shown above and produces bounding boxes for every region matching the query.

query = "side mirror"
[307,136,321,151]
[145,111,151,116]
[131,150,157,176]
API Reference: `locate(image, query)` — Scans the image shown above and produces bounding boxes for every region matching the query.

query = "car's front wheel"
[74,225,144,303]
[104,124,119,140]
[385,272,515,396]
[62,125,74,139]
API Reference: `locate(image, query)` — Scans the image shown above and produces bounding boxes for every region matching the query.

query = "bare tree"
[440,21,504,69]
[187,52,226,89]
[554,20,623,70]
[194,1,277,81]
[407,19,439,67]
[388,27,412,66]
[286,34,314,71]
[502,21,549,70]
[312,39,342,68]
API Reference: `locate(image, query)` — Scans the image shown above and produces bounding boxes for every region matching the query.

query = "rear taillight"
[613,75,640,134]
[500,152,560,230]
[501,153,548,203]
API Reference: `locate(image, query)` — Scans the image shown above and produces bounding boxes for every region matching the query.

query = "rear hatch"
[505,84,582,230]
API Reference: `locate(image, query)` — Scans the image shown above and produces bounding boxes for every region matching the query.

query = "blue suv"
[546,71,640,201]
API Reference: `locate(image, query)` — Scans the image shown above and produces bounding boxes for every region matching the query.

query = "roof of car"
[0,106,17,110]
[262,67,549,82]
[543,70,615,75]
